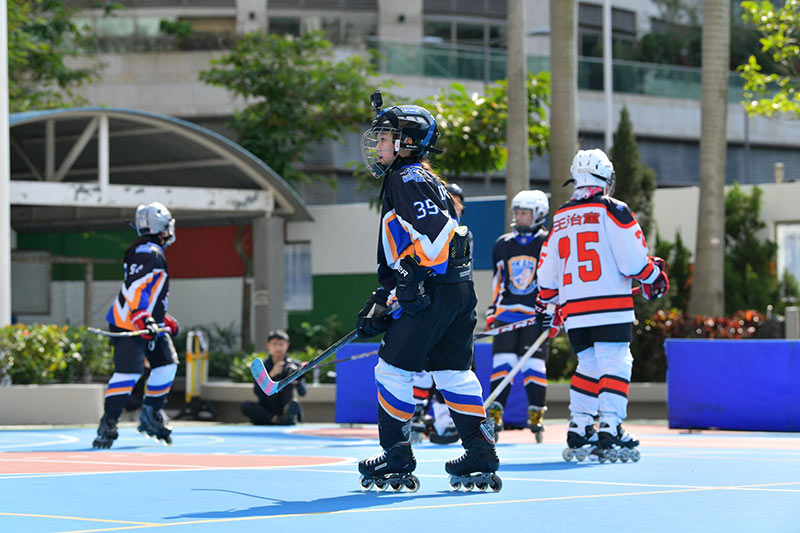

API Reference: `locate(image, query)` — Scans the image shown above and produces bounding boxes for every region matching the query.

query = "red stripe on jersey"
[599,375,629,396]
[562,295,634,318]
[539,288,558,301]
[631,259,655,280]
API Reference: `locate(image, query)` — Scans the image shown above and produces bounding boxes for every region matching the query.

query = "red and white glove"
[641,256,670,301]
[163,313,180,336]
[548,308,563,338]
[131,310,160,340]
[485,307,496,330]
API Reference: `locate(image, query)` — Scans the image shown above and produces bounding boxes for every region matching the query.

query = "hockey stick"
[317,349,379,369]
[251,303,400,396]
[474,316,538,341]
[88,326,170,338]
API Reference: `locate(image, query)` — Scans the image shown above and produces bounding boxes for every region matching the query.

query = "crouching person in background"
[241,330,306,425]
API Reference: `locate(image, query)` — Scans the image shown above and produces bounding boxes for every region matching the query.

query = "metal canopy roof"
[9,107,312,230]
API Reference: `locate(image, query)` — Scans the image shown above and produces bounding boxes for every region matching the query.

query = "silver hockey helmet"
[134,202,176,248]
[565,148,616,195]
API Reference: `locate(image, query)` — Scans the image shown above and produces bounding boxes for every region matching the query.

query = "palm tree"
[548,0,577,215]
[689,0,730,317]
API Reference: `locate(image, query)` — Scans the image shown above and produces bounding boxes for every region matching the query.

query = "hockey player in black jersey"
[355,94,500,491]
[93,202,180,449]
[485,190,552,442]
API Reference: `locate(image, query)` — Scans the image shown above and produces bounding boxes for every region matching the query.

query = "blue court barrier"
[665,339,800,431]
[335,342,529,426]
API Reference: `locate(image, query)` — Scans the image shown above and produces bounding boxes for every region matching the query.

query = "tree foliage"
[200,31,387,184]
[415,72,550,179]
[738,0,800,117]
[724,183,798,313]
[610,106,657,237]
[8,0,106,112]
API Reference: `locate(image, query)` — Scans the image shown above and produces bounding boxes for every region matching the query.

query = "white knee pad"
[411,371,433,389]
[575,346,600,378]
[145,363,177,398]
[491,352,518,382]
[594,342,633,380]
[105,372,141,397]
[431,369,486,417]
[375,359,416,421]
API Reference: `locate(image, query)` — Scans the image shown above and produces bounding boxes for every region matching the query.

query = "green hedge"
[0,324,113,384]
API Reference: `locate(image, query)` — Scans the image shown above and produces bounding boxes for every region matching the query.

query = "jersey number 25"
[558,231,602,285]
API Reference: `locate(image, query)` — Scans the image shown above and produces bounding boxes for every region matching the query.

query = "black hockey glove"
[357,288,391,339]
[534,302,554,330]
[394,255,431,315]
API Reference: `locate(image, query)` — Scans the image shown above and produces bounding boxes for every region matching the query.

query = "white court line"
[0,434,80,449]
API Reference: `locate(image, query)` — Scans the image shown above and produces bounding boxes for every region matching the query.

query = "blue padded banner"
[665,339,800,431]
[335,342,529,426]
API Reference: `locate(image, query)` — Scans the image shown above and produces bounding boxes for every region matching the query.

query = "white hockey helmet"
[134,202,176,247]
[566,148,615,195]
[511,190,549,233]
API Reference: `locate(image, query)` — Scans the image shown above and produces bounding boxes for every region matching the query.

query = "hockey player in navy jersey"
[536,149,669,462]
[485,190,551,442]
[355,94,501,491]
[93,202,180,449]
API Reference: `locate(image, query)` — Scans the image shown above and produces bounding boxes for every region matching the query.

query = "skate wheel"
[359,476,374,491]
[619,448,630,462]
[535,431,543,444]
[404,475,420,493]
[575,448,588,462]
[598,452,607,463]
[562,448,575,462]
[475,482,488,491]
[462,481,474,491]
[631,449,641,462]
[449,478,462,491]
[375,480,388,491]
[389,480,402,491]
[489,474,502,492]
[607,449,619,463]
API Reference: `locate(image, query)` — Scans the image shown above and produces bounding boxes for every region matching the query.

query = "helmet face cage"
[360,126,400,178]
[361,105,439,178]
[135,202,176,247]
[511,190,549,233]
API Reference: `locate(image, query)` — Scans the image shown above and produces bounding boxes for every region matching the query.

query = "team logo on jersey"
[508,255,537,295]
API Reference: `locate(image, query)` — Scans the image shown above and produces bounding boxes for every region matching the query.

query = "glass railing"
[369,39,746,102]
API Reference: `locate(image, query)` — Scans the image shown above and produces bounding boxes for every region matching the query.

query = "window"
[284,243,312,311]
[578,2,636,58]
[11,252,51,315]
[777,223,800,289]
[269,17,301,37]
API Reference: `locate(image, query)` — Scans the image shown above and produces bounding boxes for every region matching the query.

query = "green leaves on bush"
[0,324,112,385]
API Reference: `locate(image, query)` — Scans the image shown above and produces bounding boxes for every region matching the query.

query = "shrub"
[0,324,112,384]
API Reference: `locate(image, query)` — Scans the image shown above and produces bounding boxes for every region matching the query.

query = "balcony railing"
[369,39,746,102]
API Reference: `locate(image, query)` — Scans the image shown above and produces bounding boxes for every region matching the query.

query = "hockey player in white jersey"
[535,149,669,462]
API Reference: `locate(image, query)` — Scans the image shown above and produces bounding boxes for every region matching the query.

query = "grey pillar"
[252,215,285,350]
[237,0,267,34]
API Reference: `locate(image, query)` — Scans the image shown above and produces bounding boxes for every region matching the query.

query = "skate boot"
[358,442,420,492]
[597,423,640,463]
[486,400,504,439]
[528,406,547,443]
[92,413,119,449]
[562,422,600,462]
[445,420,502,492]
[137,405,173,445]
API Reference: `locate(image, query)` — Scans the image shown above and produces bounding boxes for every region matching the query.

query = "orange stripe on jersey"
[571,374,599,395]
[490,370,509,381]
[378,391,413,421]
[413,230,454,268]
[444,399,486,417]
[105,385,133,397]
[563,295,633,318]
[600,376,629,397]
[383,213,410,262]
[524,375,548,387]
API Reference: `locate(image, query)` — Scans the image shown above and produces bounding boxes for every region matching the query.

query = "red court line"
[0,452,346,475]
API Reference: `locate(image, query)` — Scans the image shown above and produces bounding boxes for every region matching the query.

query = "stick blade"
[250,358,278,396]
